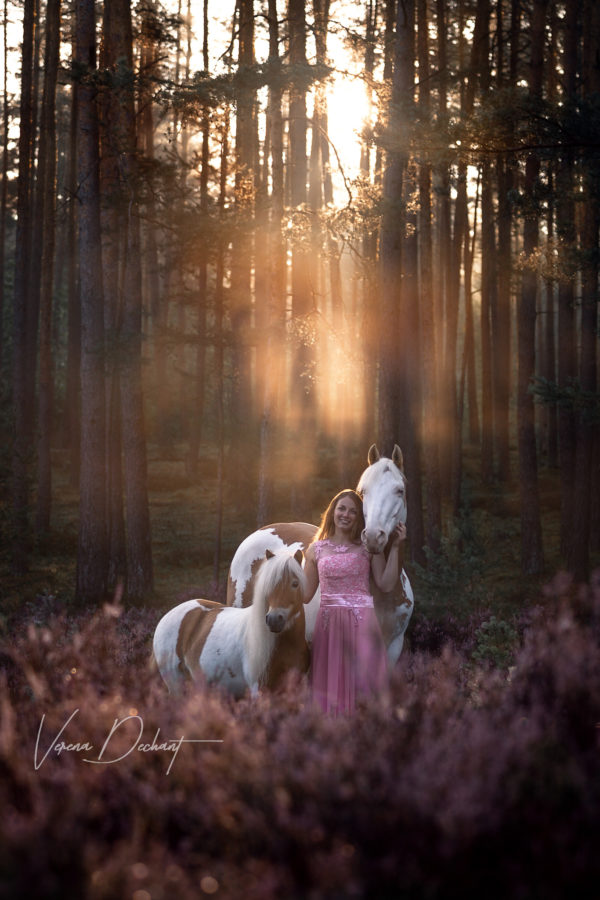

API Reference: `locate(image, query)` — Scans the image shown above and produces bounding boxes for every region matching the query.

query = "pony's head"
[256,548,306,633]
[357,444,407,554]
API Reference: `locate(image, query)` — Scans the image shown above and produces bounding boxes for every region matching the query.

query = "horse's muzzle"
[361,527,387,554]
[266,609,287,633]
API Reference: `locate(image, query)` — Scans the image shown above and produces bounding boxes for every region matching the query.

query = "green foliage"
[532,376,600,424]
[472,615,519,669]
[413,499,490,618]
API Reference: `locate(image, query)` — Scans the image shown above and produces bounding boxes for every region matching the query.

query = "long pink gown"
[310,539,389,715]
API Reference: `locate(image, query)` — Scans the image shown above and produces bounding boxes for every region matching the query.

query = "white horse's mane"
[357,457,406,494]
[245,551,306,686]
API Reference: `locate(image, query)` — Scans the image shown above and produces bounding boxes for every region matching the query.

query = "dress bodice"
[314,539,373,608]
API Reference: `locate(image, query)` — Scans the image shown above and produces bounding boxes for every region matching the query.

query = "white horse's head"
[357,444,407,554]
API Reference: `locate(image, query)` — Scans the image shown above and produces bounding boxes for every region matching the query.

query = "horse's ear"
[293,548,303,565]
[392,444,404,472]
[266,549,275,560]
[368,444,380,465]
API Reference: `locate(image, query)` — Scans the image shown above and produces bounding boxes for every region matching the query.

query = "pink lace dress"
[311,539,389,715]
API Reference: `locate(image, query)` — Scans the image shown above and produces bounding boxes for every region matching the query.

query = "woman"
[303,489,406,715]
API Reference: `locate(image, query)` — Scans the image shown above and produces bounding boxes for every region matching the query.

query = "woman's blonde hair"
[314,489,365,543]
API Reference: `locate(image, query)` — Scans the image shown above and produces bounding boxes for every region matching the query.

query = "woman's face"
[333,495,359,535]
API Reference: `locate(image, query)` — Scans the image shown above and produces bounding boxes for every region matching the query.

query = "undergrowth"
[0,572,599,899]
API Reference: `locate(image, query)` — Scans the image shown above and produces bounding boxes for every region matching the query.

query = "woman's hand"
[389,522,407,546]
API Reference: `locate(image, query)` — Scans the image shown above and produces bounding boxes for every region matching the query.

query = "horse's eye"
[292,581,299,588]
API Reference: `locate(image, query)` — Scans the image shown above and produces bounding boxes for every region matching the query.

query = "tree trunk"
[288,0,314,520]
[418,0,441,552]
[517,0,546,575]
[569,0,598,580]
[557,0,579,560]
[475,0,496,484]
[230,0,257,511]
[105,0,153,600]
[494,0,513,483]
[65,19,81,489]
[75,0,108,602]
[379,0,424,562]
[11,0,37,574]
[188,0,210,477]
[0,0,9,377]
[36,0,61,534]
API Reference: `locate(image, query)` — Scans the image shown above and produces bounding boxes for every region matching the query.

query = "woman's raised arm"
[302,543,320,603]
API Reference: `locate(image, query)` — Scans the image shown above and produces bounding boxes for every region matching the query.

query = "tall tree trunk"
[517,0,546,575]
[462,171,481,448]
[0,0,9,378]
[477,0,496,484]
[380,0,424,562]
[11,0,37,574]
[65,16,81,488]
[36,0,61,534]
[494,0,513,482]
[257,0,285,523]
[104,0,153,600]
[557,0,579,560]
[75,0,108,602]
[569,0,598,580]
[418,0,441,552]
[99,0,127,589]
[288,0,314,520]
[213,111,229,587]
[138,1,167,452]
[230,0,257,511]
[188,0,210,477]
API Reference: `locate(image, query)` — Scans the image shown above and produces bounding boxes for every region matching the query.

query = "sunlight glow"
[325,71,373,182]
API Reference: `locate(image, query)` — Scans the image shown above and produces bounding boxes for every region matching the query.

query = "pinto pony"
[153,548,308,697]
[226,444,414,666]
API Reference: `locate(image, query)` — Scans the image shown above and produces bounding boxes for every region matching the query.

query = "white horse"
[154,548,308,697]
[227,444,414,666]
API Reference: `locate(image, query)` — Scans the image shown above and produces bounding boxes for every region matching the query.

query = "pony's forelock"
[253,551,306,611]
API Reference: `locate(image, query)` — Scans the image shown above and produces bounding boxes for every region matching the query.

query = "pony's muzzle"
[361,527,387,554]
[266,609,287,633]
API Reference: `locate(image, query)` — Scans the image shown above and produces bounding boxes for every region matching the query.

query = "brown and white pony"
[227,444,414,666]
[154,548,308,697]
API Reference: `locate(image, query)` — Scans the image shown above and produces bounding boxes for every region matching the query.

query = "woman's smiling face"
[333,495,359,535]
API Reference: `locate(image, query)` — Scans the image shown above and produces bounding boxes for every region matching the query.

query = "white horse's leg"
[387,571,414,667]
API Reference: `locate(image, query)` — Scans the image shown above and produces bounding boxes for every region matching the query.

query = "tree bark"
[569,0,599,580]
[11,0,37,574]
[418,0,441,552]
[556,0,579,558]
[517,0,546,575]
[288,0,314,520]
[75,0,108,602]
[36,0,61,534]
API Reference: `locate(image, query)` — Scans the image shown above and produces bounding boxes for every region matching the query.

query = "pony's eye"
[292,581,299,589]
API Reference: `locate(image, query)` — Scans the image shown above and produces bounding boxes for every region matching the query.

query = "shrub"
[0,574,599,899]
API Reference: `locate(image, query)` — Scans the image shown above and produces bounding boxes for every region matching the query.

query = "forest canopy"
[0,0,598,603]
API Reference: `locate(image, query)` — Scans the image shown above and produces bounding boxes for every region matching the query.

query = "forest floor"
[0,439,595,642]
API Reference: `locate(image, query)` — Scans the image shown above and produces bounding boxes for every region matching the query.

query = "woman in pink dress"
[303,489,406,715]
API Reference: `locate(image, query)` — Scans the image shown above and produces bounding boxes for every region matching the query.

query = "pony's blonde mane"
[245,552,306,687]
